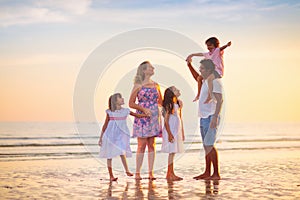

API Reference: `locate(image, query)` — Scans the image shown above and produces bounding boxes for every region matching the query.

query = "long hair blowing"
[134,61,149,84]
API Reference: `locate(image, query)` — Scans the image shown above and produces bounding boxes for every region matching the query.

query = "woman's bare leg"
[136,137,147,179]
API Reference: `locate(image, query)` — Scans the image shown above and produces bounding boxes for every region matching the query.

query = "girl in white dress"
[98,93,148,181]
[161,86,185,181]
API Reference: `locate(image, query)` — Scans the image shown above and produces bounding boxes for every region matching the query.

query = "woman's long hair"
[108,93,122,111]
[162,87,177,117]
[134,61,150,84]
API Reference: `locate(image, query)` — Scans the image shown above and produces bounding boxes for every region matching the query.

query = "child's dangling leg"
[107,159,118,181]
[204,73,215,104]
[193,75,203,102]
[120,155,133,177]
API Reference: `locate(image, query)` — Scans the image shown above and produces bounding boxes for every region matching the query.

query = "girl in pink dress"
[186,37,231,103]
[98,93,147,181]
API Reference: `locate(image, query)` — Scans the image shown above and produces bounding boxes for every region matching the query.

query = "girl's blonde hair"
[108,93,122,111]
[134,61,150,84]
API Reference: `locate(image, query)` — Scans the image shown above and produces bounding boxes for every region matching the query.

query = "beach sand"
[1,148,300,199]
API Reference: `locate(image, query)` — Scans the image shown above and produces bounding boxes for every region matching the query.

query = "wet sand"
[1,148,300,199]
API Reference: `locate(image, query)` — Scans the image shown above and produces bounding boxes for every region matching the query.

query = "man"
[186,58,223,180]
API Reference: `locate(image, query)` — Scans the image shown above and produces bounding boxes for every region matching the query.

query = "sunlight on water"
[0,122,300,161]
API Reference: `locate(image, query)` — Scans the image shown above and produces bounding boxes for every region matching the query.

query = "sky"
[0,0,300,123]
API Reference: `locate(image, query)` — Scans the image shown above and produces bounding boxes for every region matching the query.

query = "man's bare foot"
[204,95,212,104]
[206,174,221,180]
[193,173,210,180]
[135,173,142,180]
[126,171,133,176]
[110,177,118,181]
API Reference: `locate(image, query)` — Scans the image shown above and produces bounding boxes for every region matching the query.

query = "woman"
[129,61,162,180]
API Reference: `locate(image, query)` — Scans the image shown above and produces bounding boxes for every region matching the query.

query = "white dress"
[99,108,132,159]
[161,104,184,153]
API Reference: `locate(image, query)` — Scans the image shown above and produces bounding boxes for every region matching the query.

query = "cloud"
[0,0,92,27]
[0,0,298,27]
[34,0,92,15]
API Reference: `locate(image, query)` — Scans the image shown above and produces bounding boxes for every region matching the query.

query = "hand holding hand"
[143,108,152,117]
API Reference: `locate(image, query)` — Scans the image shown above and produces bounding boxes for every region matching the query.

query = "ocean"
[1,122,300,162]
[1,122,300,199]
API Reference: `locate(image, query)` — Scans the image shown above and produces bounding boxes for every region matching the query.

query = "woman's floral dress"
[133,85,162,138]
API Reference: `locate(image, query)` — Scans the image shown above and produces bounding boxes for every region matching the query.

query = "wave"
[1,146,300,162]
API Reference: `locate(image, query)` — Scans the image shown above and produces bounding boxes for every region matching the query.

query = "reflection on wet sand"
[134,179,159,199]
[167,180,182,200]
[105,181,129,199]
[134,180,144,199]
[102,178,220,199]
[205,180,219,196]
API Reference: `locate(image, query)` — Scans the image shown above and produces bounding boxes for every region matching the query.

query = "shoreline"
[1,148,300,199]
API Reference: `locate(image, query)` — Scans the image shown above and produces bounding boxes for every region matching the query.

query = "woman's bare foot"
[148,176,156,181]
[135,173,142,180]
[110,177,118,181]
[193,172,210,180]
[148,173,156,180]
[126,171,133,176]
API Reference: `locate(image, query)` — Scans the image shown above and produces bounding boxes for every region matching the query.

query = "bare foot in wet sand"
[110,177,118,181]
[193,173,210,180]
[135,173,142,180]
[148,176,157,181]
[126,171,133,177]
[166,175,183,181]
[205,174,221,180]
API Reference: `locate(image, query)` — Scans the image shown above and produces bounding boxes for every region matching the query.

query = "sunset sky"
[0,0,300,122]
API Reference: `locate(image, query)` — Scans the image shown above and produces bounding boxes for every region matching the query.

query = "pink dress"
[133,85,162,138]
[203,47,224,77]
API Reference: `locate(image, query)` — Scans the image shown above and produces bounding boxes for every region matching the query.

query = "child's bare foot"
[126,171,133,176]
[110,177,118,181]
[204,95,212,104]
[166,174,183,181]
[135,173,142,180]
[193,96,199,102]
[193,172,210,180]
[174,175,183,180]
